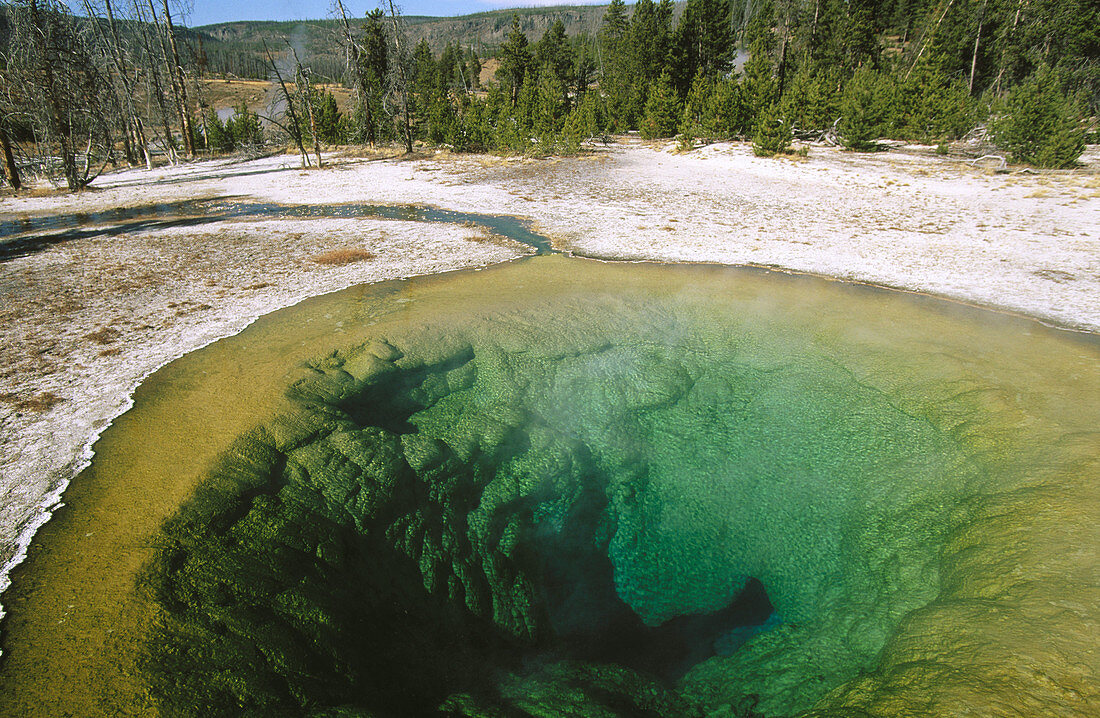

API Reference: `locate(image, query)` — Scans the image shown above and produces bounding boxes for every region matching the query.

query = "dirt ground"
[199,78,353,115]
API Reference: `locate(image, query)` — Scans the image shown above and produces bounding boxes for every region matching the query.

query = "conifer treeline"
[1,0,1095,192]
[328,0,1094,167]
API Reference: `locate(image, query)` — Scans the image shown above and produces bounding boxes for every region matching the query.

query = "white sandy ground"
[0,139,1097,621]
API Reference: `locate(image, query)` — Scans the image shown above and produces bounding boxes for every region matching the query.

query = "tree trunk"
[144,17,180,163]
[969,2,986,95]
[265,41,311,167]
[135,3,178,163]
[906,0,956,80]
[147,0,189,160]
[103,0,152,169]
[810,0,821,53]
[161,0,195,158]
[307,90,322,168]
[386,0,413,154]
[777,10,790,98]
[0,126,20,190]
[289,44,322,168]
[28,0,79,190]
[335,0,371,146]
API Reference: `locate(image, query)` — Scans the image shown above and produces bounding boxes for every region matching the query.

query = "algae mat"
[0,255,1097,717]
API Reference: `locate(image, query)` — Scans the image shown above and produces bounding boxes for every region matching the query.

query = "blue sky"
[182,1,609,27]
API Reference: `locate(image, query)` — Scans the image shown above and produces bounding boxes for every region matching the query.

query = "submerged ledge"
[1,256,1097,717]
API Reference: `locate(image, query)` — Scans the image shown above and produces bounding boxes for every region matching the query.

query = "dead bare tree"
[0,124,20,189]
[264,40,311,167]
[159,0,195,157]
[79,0,153,169]
[906,0,956,80]
[143,0,193,159]
[130,0,179,163]
[5,0,113,190]
[385,0,413,154]
[0,43,24,189]
[334,0,370,142]
[968,0,987,95]
[289,42,322,168]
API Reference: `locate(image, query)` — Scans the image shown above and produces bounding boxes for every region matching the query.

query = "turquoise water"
[135,258,1100,717]
[3,257,1098,717]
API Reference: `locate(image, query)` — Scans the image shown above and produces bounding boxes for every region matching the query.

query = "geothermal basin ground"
[0,138,1098,716]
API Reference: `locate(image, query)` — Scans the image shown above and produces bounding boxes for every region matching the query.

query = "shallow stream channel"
[0,199,556,260]
[0,207,1098,718]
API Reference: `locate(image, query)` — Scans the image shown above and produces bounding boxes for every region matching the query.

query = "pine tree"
[782,61,841,134]
[563,90,606,146]
[708,78,750,137]
[670,0,735,95]
[205,109,232,152]
[628,0,674,84]
[535,71,569,139]
[679,72,715,142]
[842,0,881,69]
[497,14,532,106]
[752,104,792,156]
[600,0,629,48]
[227,102,262,148]
[741,0,780,116]
[571,40,597,98]
[992,66,1086,168]
[413,39,437,99]
[898,55,974,142]
[346,8,389,146]
[840,66,896,150]
[640,71,683,139]
[600,0,635,129]
[314,90,342,145]
[536,19,573,102]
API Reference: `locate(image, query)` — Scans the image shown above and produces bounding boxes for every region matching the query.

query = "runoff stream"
[0,208,1098,718]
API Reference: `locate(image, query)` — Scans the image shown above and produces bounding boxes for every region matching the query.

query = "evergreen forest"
[0,0,1097,192]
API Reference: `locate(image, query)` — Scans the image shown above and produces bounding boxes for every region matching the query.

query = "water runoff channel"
[0,199,1098,718]
[0,198,557,261]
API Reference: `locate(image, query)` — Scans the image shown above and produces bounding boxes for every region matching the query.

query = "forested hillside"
[0,0,1096,192]
[195,5,611,77]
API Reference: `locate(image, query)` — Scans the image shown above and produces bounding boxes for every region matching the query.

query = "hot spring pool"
[1,255,1097,717]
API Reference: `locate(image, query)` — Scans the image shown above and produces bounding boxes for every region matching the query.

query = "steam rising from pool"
[3,257,1098,717]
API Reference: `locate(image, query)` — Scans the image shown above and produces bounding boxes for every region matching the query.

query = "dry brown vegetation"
[311,248,376,266]
[84,326,120,344]
[199,79,352,116]
[0,391,65,413]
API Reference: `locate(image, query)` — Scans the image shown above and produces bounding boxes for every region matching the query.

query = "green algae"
[3,256,1099,717]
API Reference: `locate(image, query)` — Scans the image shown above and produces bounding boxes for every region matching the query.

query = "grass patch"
[311,248,376,266]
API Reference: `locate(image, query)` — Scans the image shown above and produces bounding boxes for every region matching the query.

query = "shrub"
[639,71,682,140]
[228,102,263,148]
[992,66,1086,168]
[752,104,792,157]
[897,56,975,143]
[840,67,896,151]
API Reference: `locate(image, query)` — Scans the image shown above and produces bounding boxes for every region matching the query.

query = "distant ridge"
[193,4,613,56]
